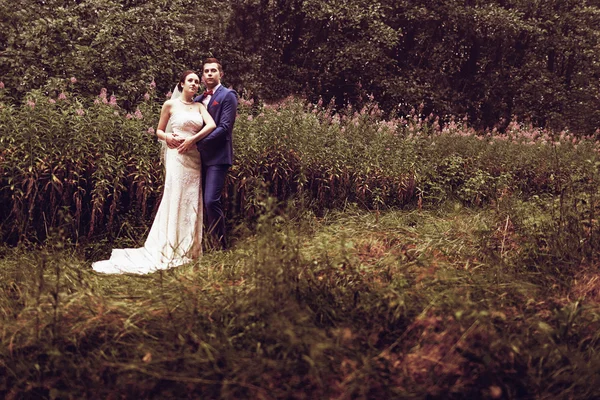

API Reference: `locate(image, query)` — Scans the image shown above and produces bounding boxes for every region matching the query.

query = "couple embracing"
[93,58,237,275]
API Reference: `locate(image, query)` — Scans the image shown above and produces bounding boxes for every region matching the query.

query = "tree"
[0,0,598,133]
[0,0,227,106]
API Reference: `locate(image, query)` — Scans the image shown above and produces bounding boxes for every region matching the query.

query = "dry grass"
[2,206,599,399]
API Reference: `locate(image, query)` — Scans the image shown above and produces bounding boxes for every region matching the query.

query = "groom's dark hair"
[177,69,197,91]
[203,57,224,76]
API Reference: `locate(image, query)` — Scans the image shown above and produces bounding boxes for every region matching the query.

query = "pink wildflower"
[134,108,143,119]
[76,109,85,116]
[49,98,56,104]
[147,127,155,134]
[126,113,133,119]
[99,88,107,99]
[58,92,67,100]
[109,95,117,106]
[240,98,254,107]
[27,100,35,108]
[144,92,150,101]
[70,77,77,84]
[247,115,253,121]
[94,99,100,105]
[0,82,4,89]
[166,91,172,98]
[150,80,156,89]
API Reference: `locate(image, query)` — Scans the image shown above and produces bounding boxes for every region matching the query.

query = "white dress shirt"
[202,83,221,108]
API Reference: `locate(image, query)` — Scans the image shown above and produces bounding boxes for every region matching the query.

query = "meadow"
[1,80,600,399]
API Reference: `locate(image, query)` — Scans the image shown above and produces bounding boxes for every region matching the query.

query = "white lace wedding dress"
[92,110,204,274]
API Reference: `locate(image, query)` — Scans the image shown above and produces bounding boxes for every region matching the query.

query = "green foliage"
[222,0,600,133]
[1,0,598,132]
[1,207,600,398]
[0,82,163,244]
[0,0,225,105]
[2,83,599,250]
[1,2,599,396]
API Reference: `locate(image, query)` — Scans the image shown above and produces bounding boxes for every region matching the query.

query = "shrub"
[1,83,599,248]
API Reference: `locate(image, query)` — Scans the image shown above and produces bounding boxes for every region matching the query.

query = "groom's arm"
[198,90,238,147]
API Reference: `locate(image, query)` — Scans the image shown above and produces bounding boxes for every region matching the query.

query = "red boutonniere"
[212,100,219,106]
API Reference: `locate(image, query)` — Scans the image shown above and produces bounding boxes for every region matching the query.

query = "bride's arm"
[177,105,216,153]
[155,101,183,148]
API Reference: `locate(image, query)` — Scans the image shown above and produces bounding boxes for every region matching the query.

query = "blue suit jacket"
[194,86,238,166]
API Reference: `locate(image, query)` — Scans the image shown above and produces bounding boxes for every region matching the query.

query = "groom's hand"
[177,137,196,154]
[166,133,183,148]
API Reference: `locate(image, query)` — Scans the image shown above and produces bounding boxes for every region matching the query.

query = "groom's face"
[203,63,221,88]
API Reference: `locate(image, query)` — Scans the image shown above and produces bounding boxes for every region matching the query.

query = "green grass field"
[2,202,599,399]
[1,86,600,398]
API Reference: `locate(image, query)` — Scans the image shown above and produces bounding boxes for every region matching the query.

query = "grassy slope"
[1,204,599,399]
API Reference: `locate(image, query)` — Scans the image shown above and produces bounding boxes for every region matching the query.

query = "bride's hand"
[177,137,196,154]
[166,133,183,149]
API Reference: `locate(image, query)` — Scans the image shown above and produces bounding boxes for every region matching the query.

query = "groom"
[194,58,238,250]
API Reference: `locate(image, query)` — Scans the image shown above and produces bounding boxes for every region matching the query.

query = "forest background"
[1,0,599,135]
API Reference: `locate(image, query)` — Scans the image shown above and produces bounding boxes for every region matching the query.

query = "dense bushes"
[1,81,599,251]
[1,0,599,133]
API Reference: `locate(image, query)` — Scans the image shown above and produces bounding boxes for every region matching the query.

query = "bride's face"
[181,73,200,95]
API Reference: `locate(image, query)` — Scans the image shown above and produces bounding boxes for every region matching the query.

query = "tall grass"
[0,84,162,245]
[1,205,600,398]
[2,81,599,253]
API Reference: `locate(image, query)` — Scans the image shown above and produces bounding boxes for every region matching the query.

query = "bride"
[92,70,216,274]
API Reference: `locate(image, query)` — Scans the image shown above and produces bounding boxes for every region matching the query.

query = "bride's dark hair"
[177,70,197,91]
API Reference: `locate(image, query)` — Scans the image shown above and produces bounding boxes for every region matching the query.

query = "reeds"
[2,82,599,251]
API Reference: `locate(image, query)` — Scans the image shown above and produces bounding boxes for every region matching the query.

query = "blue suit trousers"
[202,164,229,249]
